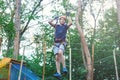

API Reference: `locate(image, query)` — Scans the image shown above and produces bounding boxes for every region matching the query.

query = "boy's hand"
[67,16,72,27]
[54,16,59,20]
[48,18,56,27]
[66,12,70,16]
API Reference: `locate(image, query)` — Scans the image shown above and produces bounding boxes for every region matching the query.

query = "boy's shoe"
[53,72,62,79]
[62,68,68,74]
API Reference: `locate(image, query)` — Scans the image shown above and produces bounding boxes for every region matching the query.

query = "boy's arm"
[48,19,56,27]
[67,16,72,28]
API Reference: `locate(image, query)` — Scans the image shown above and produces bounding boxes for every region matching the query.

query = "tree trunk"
[75,0,92,80]
[89,1,102,79]
[116,0,120,25]
[116,0,120,50]
[14,0,21,59]
[20,0,43,37]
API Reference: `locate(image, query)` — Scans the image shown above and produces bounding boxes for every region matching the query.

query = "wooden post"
[0,38,2,52]
[69,42,72,80]
[42,42,46,80]
[91,44,94,80]
[68,30,72,80]
[113,49,119,80]
[18,47,25,80]
[8,63,12,80]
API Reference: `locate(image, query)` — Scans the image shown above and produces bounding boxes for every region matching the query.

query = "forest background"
[0,0,120,80]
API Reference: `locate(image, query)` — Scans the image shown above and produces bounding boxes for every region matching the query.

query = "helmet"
[60,16,67,20]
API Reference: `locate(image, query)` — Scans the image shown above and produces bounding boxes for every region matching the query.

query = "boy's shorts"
[53,42,66,55]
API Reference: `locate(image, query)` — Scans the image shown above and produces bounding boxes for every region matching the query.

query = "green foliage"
[0,67,8,79]
[24,6,120,80]
[2,48,14,58]
[61,0,68,10]
[0,0,7,12]
[93,7,120,80]
[68,29,87,80]
[0,0,15,56]
[0,0,120,80]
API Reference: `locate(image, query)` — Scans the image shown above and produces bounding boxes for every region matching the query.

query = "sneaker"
[53,72,62,79]
[62,68,68,74]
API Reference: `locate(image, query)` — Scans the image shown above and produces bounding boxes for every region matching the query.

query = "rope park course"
[0,0,120,80]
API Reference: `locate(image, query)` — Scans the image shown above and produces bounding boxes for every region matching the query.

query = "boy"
[48,15,72,79]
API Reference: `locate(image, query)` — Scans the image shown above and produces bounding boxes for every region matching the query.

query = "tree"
[14,0,21,59]
[115,0,120,50]
[116,0,120,26]
[75,0,92,80]
[89,0,104,79]
[13,0,43,59]
[0,0,15,56]
[94,7,120,80]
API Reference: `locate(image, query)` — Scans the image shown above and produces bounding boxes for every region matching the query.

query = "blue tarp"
[10,63,41,80]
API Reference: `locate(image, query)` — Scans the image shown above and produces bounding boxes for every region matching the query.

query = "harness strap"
[54,42,66,48]
[54,38,65,43]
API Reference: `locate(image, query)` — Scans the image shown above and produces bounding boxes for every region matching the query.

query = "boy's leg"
[59,49,66,68]
[53,45,62,78]
[55,54,61,74]
[58,44,68,74]
[53,53,62,79]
